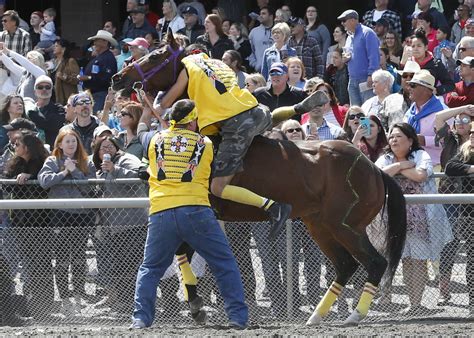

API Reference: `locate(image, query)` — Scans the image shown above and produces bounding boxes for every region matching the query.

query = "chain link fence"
[1,176,473,326]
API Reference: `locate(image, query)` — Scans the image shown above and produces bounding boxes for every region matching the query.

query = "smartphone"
[359,117,371,136]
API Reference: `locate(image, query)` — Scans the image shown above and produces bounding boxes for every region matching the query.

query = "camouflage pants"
[214,104,272,177]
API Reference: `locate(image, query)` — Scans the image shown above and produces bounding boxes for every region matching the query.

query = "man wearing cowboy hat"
[404,69,446,166]
[78,30,117,113]
[380,60,420,131]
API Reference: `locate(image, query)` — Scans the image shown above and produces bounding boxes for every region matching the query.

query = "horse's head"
[111,31,184,94]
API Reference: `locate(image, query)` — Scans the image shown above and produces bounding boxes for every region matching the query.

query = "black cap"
[3,118,37,132]
[182,6,198,15]
[288,16,305,26]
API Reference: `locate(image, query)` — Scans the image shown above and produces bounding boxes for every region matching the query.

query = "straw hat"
[407,70,435,91]
[87,30,118,46]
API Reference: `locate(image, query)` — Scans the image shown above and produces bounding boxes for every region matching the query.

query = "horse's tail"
[380,170,407,282]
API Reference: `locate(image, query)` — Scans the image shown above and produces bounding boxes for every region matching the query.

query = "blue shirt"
[345,24,380,79]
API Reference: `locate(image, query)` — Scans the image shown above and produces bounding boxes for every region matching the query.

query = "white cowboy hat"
[397,60,421,75]
[87,30,118,46]
[408,69,436,91]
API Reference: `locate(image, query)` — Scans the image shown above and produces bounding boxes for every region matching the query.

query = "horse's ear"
[167,28,178,48]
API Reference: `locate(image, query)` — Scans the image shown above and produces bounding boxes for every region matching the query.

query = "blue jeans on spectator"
[348,77,375,107]
[92,91,107,113]
[133,206,248,327]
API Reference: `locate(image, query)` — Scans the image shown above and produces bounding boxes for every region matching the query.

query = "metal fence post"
[286,218,293,319]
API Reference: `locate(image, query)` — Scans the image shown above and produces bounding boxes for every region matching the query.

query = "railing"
[1,176,473,326]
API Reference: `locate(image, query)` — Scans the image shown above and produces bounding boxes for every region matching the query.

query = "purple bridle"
[132,45,183,91]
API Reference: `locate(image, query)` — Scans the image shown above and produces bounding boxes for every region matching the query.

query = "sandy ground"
[1,319,473,336]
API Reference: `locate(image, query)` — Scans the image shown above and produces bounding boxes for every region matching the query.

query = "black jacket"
[177,23,205,44]
[27,101,66,147]
[69,116,100,155]
[195,34,234,60]
[422,56,455,96]
[253,84,307,117]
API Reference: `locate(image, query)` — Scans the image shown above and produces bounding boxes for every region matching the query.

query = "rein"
[132,45,183,91]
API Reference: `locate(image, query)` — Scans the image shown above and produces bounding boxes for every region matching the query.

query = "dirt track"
[2,319,473,336]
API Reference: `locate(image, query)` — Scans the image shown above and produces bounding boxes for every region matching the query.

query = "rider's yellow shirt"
[182,53,258,136]
[147,128,213,214]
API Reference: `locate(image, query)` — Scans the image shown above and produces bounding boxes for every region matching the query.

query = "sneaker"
[229,321,247,330]
[267,202,292,240]
[294,90,330,114]
[129,318,147,329]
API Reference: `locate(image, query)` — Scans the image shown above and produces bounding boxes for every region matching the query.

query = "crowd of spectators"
[1,0,474,325]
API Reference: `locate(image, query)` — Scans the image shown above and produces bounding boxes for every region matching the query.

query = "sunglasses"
[454,117,471,125]
[285,128,302,133]
[409,83,419,89]
[120,111,132,117]
[402,73,414,79]
[36,85,52,90]
[74,99,92,106]
[348,113,364,120]
[269,71,286,76]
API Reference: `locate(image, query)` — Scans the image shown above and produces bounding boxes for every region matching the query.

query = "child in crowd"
[36,8,57,50]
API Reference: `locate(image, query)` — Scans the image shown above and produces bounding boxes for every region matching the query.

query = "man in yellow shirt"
[154,44,327,239]
[130,99,248,329]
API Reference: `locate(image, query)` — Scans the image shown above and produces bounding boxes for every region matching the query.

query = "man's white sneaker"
[129,318,147,329]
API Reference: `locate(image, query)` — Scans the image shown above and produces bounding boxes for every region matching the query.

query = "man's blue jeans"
[133,206,248,327]
[348,77,375,107]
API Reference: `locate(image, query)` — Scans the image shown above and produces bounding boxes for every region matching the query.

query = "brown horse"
[111,33,407,326]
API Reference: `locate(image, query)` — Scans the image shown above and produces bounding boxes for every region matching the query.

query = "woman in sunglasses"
[116,101,144,160]
[445,121,474,315]
[342,105,366,141]
[434,104,474,305]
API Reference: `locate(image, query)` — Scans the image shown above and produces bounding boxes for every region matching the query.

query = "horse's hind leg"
[320,220,388,325]
[302,214,359,326]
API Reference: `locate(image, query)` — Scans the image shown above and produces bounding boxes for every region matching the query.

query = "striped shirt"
[0,28,32,56]
[302,119,346,141]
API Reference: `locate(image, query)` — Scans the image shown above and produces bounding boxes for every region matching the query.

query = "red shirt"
[427,28,439,53]
[446,81,474,107]
[146,11,160,28]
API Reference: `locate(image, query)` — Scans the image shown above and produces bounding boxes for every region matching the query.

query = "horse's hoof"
[305,312,323,326]
[342,309,365,326]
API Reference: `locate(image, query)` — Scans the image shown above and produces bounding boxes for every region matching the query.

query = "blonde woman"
[157,0,185,40]
[261,22,297,80]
